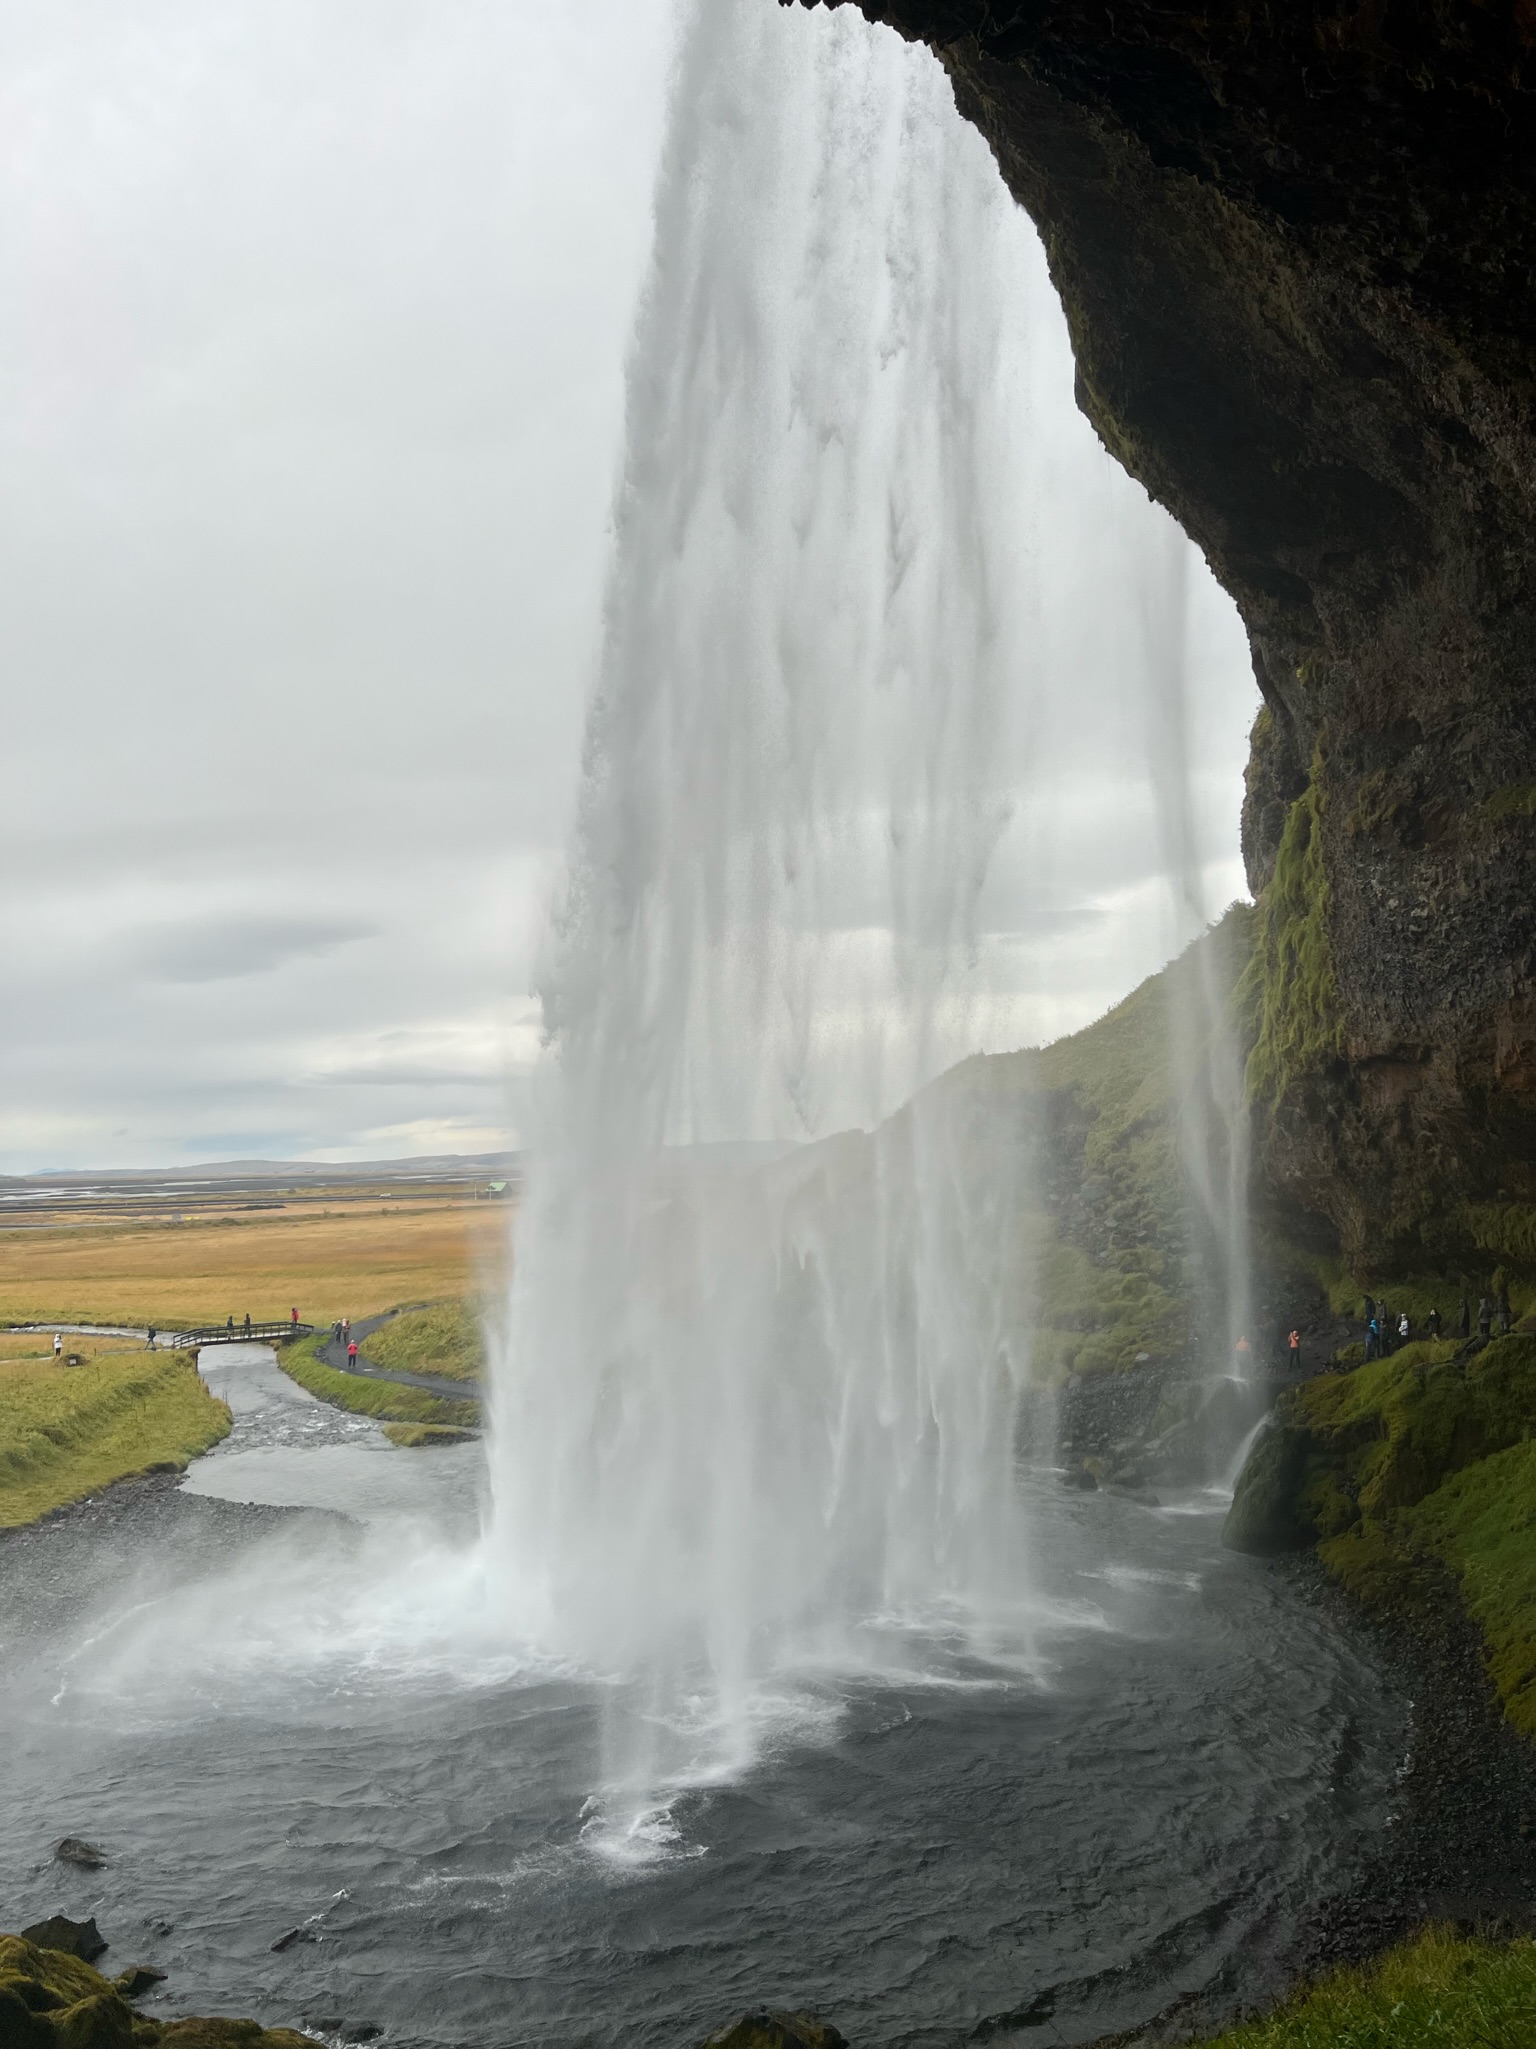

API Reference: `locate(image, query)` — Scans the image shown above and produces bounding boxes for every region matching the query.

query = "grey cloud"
[0,0,1258,1174]
[138,914,379,983]
[314,1066,492,1088]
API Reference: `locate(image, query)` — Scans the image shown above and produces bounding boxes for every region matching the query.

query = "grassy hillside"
[365,1299,488,1382]
[0,1344,231,1527]
[928,905,1254,1379]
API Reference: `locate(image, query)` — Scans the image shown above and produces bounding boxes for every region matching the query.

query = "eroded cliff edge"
[803,0,1536,1280]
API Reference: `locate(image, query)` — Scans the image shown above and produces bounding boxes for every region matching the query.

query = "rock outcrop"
[0,1936,310,2049]
[802,0,1536,1279]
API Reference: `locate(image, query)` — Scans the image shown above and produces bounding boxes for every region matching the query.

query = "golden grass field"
[0,1197,509,1330]
[0,1192,505,1522]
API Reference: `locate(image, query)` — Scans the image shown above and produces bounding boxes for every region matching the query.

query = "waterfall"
[483,0,1040,1802]
[481,0,1255,1822]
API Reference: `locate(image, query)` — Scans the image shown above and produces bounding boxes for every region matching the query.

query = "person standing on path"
[243,1311,251,1335]
[291,1306,299,1326]
[145,1326,157,1349]
[1458,1297,1472,1339]
[1288,1329,1302,1370]
[347,1338,359,1368]
[52,1332,62,1359]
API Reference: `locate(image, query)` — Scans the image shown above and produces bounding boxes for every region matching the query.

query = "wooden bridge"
[170,1321,314,1348]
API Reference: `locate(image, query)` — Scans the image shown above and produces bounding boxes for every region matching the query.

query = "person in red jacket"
[347,1339,359,1367]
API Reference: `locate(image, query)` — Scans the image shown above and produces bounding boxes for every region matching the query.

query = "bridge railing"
[170,1322,315,1348]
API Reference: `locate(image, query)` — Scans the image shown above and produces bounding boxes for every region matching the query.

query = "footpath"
[319,1312,482,1406]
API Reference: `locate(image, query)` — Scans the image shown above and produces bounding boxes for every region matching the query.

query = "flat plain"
[0,1187,509,1330]
[0,1174,509,1523]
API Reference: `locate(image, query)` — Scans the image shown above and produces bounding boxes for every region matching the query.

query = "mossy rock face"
[0,1940,309,2049]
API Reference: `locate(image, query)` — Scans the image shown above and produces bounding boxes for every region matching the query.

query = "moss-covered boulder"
[1222,1424,1319,1555]
[0,1939,310,2049]
[702,2014,847,2049]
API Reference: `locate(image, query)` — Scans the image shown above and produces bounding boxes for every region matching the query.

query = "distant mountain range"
[0,1152,522,1190]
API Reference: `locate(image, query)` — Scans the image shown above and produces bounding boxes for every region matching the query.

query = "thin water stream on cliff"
[0,1344,1401,2049]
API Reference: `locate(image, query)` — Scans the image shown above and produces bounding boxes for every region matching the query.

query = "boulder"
[20,1919,106,1964]
[1222,1423,1319,1555]
[113,1967,167,1999]
[54,1841,106,1872]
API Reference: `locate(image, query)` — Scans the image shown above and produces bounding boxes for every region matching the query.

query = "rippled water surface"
[0,1348,1401,2048]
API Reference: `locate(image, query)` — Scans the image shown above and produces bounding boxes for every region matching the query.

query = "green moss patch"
[365,1300,487,1382]
[278,1334,478,1430]
[1465,1202,1536,1270]
[1472,779,1536,827]
[1242,776,1346,1107]
[0,1352,230,1528]
[1195,1925,1536,2047]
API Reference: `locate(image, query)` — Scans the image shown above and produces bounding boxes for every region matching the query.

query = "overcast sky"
[0,0,1256,1175]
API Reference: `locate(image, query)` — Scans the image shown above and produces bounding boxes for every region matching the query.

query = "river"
[0,1342,1405,2049]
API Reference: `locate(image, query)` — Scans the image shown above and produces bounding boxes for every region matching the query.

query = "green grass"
[0,1350,231,1527]
[365,1299,487,1382]
[278,1332,479,1430]
[1197,1927,1536,2047]
[381,1421,480,1448]
[1413,1438,1536,1738]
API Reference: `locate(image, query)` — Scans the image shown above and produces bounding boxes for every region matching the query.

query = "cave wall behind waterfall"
[802,0,1536,1275]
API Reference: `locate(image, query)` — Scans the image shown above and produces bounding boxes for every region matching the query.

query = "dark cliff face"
[799,0,1536,1273]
